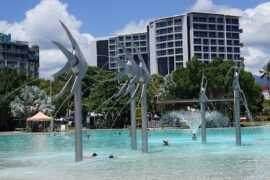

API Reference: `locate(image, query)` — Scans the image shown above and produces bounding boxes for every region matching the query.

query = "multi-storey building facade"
[93,12,243,76]
[93,32,149,71]
[0,33,39,78]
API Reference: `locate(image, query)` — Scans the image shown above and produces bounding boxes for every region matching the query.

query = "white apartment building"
[93,12,243,76]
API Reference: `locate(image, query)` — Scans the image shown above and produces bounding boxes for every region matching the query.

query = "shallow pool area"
[1,127,270,179]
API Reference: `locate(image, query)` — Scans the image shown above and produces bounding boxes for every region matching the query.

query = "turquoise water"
[0,127,270,179]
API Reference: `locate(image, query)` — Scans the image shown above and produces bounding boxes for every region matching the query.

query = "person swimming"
[109,155,114,158]
[163,139,169,146]
[192,133,197,141]
[84,153,97,158]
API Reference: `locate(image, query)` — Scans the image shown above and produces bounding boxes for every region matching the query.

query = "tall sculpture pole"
[74,81,82,161]
[135,47,150,153]
[199,75,208,144]
[107,43,150,152]
[233,67,241,145]
[52,21,88,162]
[130,85,137,150]
[141,85,148,152]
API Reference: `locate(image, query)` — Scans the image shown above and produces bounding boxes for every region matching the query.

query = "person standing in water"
[192,133,197,141]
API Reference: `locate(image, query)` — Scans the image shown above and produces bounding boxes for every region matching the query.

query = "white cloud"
[0,0,95,79]
[191,0,270,75]
[115,19,150,35]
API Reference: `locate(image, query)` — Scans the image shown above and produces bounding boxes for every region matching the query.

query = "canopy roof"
[27,112,53,121]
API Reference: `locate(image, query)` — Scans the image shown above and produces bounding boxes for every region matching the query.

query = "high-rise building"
[92,32,149,71]
[0,33,39,77]
[93,12,243,75]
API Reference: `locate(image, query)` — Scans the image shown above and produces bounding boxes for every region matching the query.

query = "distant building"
[92,12,243,76]
[92,32,149,71]
[0,33,39,77]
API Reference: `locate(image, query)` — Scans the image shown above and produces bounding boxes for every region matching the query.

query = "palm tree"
[10,86,55,128]
[260,60,270,110]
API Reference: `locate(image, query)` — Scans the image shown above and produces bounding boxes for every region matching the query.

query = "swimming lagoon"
[0,127,270,179]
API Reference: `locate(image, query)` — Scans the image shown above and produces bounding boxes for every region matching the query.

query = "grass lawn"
[241,121,270,127]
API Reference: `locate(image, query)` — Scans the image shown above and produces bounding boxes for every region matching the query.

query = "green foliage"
[0,68,33,130]
[164,58,263,116]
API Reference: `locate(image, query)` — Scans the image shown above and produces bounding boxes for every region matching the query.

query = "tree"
[259,60,270,94]
[0,68,34,131]
[10,86,55,128]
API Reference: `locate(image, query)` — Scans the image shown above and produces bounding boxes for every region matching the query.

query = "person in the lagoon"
[84,153,97,158]
[192,133,197,141]
[163,139,169,146]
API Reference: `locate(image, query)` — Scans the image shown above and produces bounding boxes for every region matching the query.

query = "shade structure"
[27,112,53,122]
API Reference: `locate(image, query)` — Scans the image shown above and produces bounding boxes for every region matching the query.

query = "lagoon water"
[0,127,270,179]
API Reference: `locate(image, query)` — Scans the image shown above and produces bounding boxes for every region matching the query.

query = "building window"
[218,40,224,45]
[212,54,217,58]
[232,33,239,39]
[110,51,115,56]
[226,18,231,24]
[232,19,239,25]
[133,35,139,41]
[140,41,146,46]
[118,36,124,41]
[156,36,167,42]
[157,43,166,49]
[227,47,232,52]
[219,47,225,52]
[217,18,223,23]
[194,24,207,30]
[156,21,167,28]
[227,40,232,45]
[234,47,240,53]
[157,50,166,56]
[168,49,174,55]
[175,48,182,54]
[140,47,147,52]
[203,46,209,52]
[234,54,240,60]
[140,34,146,40]
[126,42,131,47]
[203,39,209,45]
[175,26,181,32]
[175,34,182,40]
[219,54,225,59]
[194,31,207,37]
[209,32,216,38]
[204,53,209,59]
[174,18,182,25]
[175,41,182,47]
[194,46,202,51]
[125,36,131,41]
[176,55,183,61]
[209,24,216,30]
[195,53,202,59]
[227,54,233,59]
[194,38,201,44]
[210,39,216,45]
[233,40,239,46]
[211,47,217,52]
[168,42,174,47]
[218,32,224,38]
[176,62,183,67]
[217,25,224,31]
[208,17,216,23]
[109,39,116,44]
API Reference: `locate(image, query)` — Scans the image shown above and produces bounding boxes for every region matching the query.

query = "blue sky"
[0,0,269,78]
[0,0,264,37]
